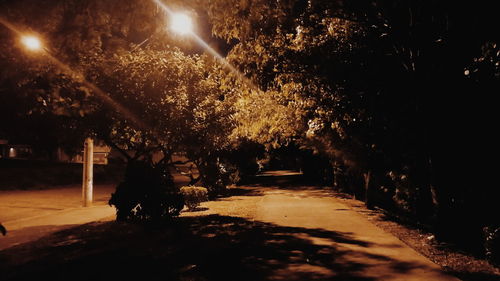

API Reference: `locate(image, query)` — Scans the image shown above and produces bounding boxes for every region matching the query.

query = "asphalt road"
[0,172,193,250]
[1,171,460,280]
[183,172,460,281]
[0,184,116,250]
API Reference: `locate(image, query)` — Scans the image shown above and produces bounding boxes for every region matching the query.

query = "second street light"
[20,35,42,51]
[170,13,193,35]
[133,12,193,50]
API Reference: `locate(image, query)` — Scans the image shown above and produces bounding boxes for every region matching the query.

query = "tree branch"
[103,139,132,162]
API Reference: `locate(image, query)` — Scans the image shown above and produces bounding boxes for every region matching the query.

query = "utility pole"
[82,138,93,207]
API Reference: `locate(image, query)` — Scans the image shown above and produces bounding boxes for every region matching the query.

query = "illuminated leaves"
[92,46,238,160]
[465,42,500,81]
[201,0,386,167]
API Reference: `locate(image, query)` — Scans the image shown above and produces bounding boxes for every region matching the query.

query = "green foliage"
[94,45,240,216]
[98,48,238,192]
[300,150,333,185]
[465,42,499,82]
[2,0,498,261]
[1,0,235,165]
[1,0,248,198]
[206,0,378,169]
[227,139,265,177]
[203,0,500,257]
[180,185,208,211]
[387,171,412,213]
[195,156,232,197]
[109,160,184,222]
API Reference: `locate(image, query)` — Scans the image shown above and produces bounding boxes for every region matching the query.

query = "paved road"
[0,184,116,250]
[0,170,196,251]
[0,171,194,250]
[184,172,460,281]
[1,171,460,280]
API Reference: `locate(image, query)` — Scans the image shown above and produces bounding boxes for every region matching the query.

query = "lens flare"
[0,17,148,130]
[152,0,260,91]
[21,35,42,51]
[170,13,193,35]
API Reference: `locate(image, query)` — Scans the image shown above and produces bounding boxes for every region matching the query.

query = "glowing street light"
[21,35,42,51]
[170,13,193,35]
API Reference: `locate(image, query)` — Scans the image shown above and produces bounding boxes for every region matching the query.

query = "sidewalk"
[0,184,116,250]
[182,178,461,280]
[0,174,463,280]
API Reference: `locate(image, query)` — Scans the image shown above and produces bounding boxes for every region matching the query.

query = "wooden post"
[82,138,93,207]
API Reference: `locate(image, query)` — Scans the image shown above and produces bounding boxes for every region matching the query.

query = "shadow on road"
[1,214,442,281]
[0,224,78,250]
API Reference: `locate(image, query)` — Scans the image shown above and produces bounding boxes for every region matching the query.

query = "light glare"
[170,13,193,35]
[21,35,42,51]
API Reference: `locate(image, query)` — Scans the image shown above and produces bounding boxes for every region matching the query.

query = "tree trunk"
[412,153,435,223]
[364,170,375,209]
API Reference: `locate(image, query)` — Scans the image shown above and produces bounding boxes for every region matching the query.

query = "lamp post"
[16,13,195,207]
[82,138,93,207]
[20,34,94,207]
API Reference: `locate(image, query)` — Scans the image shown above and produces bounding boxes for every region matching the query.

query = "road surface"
[1,172,460,280]
[0,184,115,250]
[182,171,460,281]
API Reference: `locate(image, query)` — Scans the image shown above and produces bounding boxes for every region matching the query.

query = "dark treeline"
[205,0,499,263]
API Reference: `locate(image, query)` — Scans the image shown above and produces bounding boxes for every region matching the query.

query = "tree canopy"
[200,0,499,249]
[0,0,243,193]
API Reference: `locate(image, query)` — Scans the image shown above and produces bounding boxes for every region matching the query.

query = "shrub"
[109,160,184,222]
[197,158,230,197]
[484,226,500,266]
[180,185,208,211]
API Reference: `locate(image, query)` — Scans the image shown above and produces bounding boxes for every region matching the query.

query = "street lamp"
[21,35,42,51]
[19,34,93,207]
[133,12,193,50]
[170,13,193,35]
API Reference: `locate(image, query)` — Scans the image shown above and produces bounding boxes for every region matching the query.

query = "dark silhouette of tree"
[202,0,499,254]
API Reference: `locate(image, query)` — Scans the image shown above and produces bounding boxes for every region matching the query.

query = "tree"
[0,0,162,157]
[205,0,394,198]
[202,0,499,250]
[1,0,243,220]
[93,46,238,193]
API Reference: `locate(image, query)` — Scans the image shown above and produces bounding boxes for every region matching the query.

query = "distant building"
[0,140,33,159]
[0,138,111,165]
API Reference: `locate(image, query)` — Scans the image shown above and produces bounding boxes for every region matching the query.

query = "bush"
[197,158,230,197]
[484,226,500,266]
[180,185,208,211]
[109,160,184,222]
